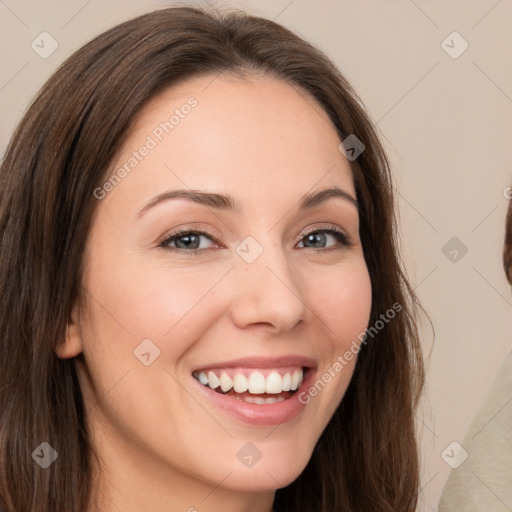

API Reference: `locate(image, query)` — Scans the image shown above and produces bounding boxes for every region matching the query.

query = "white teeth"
[233,374,248,393]
[219,372,233,392]
[290,370,301,391]
[265,371,283,394]
[243,396,286,404]
[196,368,305,395]
[282,372,291,391]
[248,371,266,394]
[248,396,266,405]
[207,371,220,390]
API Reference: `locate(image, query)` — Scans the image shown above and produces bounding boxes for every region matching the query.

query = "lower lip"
[192,368,316,427]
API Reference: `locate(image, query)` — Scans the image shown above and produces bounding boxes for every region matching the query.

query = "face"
[62,74,372,508]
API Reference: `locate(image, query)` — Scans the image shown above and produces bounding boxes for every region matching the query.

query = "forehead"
[101,74,355,216]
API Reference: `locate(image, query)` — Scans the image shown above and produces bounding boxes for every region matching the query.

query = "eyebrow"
[136,186,358,219]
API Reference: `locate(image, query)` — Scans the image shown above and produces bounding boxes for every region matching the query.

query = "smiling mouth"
[192,367,306,404]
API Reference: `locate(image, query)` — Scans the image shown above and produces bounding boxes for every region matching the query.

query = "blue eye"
[159,226,352,255]
[159,230,217,254]
[297,228,351,250]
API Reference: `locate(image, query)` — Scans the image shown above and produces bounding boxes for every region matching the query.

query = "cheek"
[298,260,372,413]
[83,256,232,358]
[304,259,372,343]
[83,248,372,358]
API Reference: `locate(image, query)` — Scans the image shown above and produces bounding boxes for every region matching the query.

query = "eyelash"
[158,225,352,255]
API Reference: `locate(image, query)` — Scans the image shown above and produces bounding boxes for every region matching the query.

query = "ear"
[55,303,84,359]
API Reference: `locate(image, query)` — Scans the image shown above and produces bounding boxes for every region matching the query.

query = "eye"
[159,225,352,255]
[159,229,219,254]
[297,226,352,251]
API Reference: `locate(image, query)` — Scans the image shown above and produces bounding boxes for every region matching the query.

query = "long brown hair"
[0,6,424,511]
[504,191,512,284]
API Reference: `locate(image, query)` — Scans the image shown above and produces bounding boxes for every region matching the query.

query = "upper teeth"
[194,369,304,394]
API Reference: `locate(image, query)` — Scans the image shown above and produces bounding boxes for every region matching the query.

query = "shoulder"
[439,350,512,511]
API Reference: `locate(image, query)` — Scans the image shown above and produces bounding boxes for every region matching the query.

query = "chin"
[208,440,315,492]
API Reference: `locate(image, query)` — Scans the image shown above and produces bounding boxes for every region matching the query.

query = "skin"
[58,74,372,512]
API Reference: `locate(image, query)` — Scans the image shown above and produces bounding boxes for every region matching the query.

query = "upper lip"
[192,355,317,373]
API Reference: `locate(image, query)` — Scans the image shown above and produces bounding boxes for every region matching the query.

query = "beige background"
[1,0,511,510]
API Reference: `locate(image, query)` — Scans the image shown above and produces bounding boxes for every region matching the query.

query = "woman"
[438,195,512,511]
[0,7,424,512]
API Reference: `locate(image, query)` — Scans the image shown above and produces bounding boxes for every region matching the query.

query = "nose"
[228,241,310,333]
